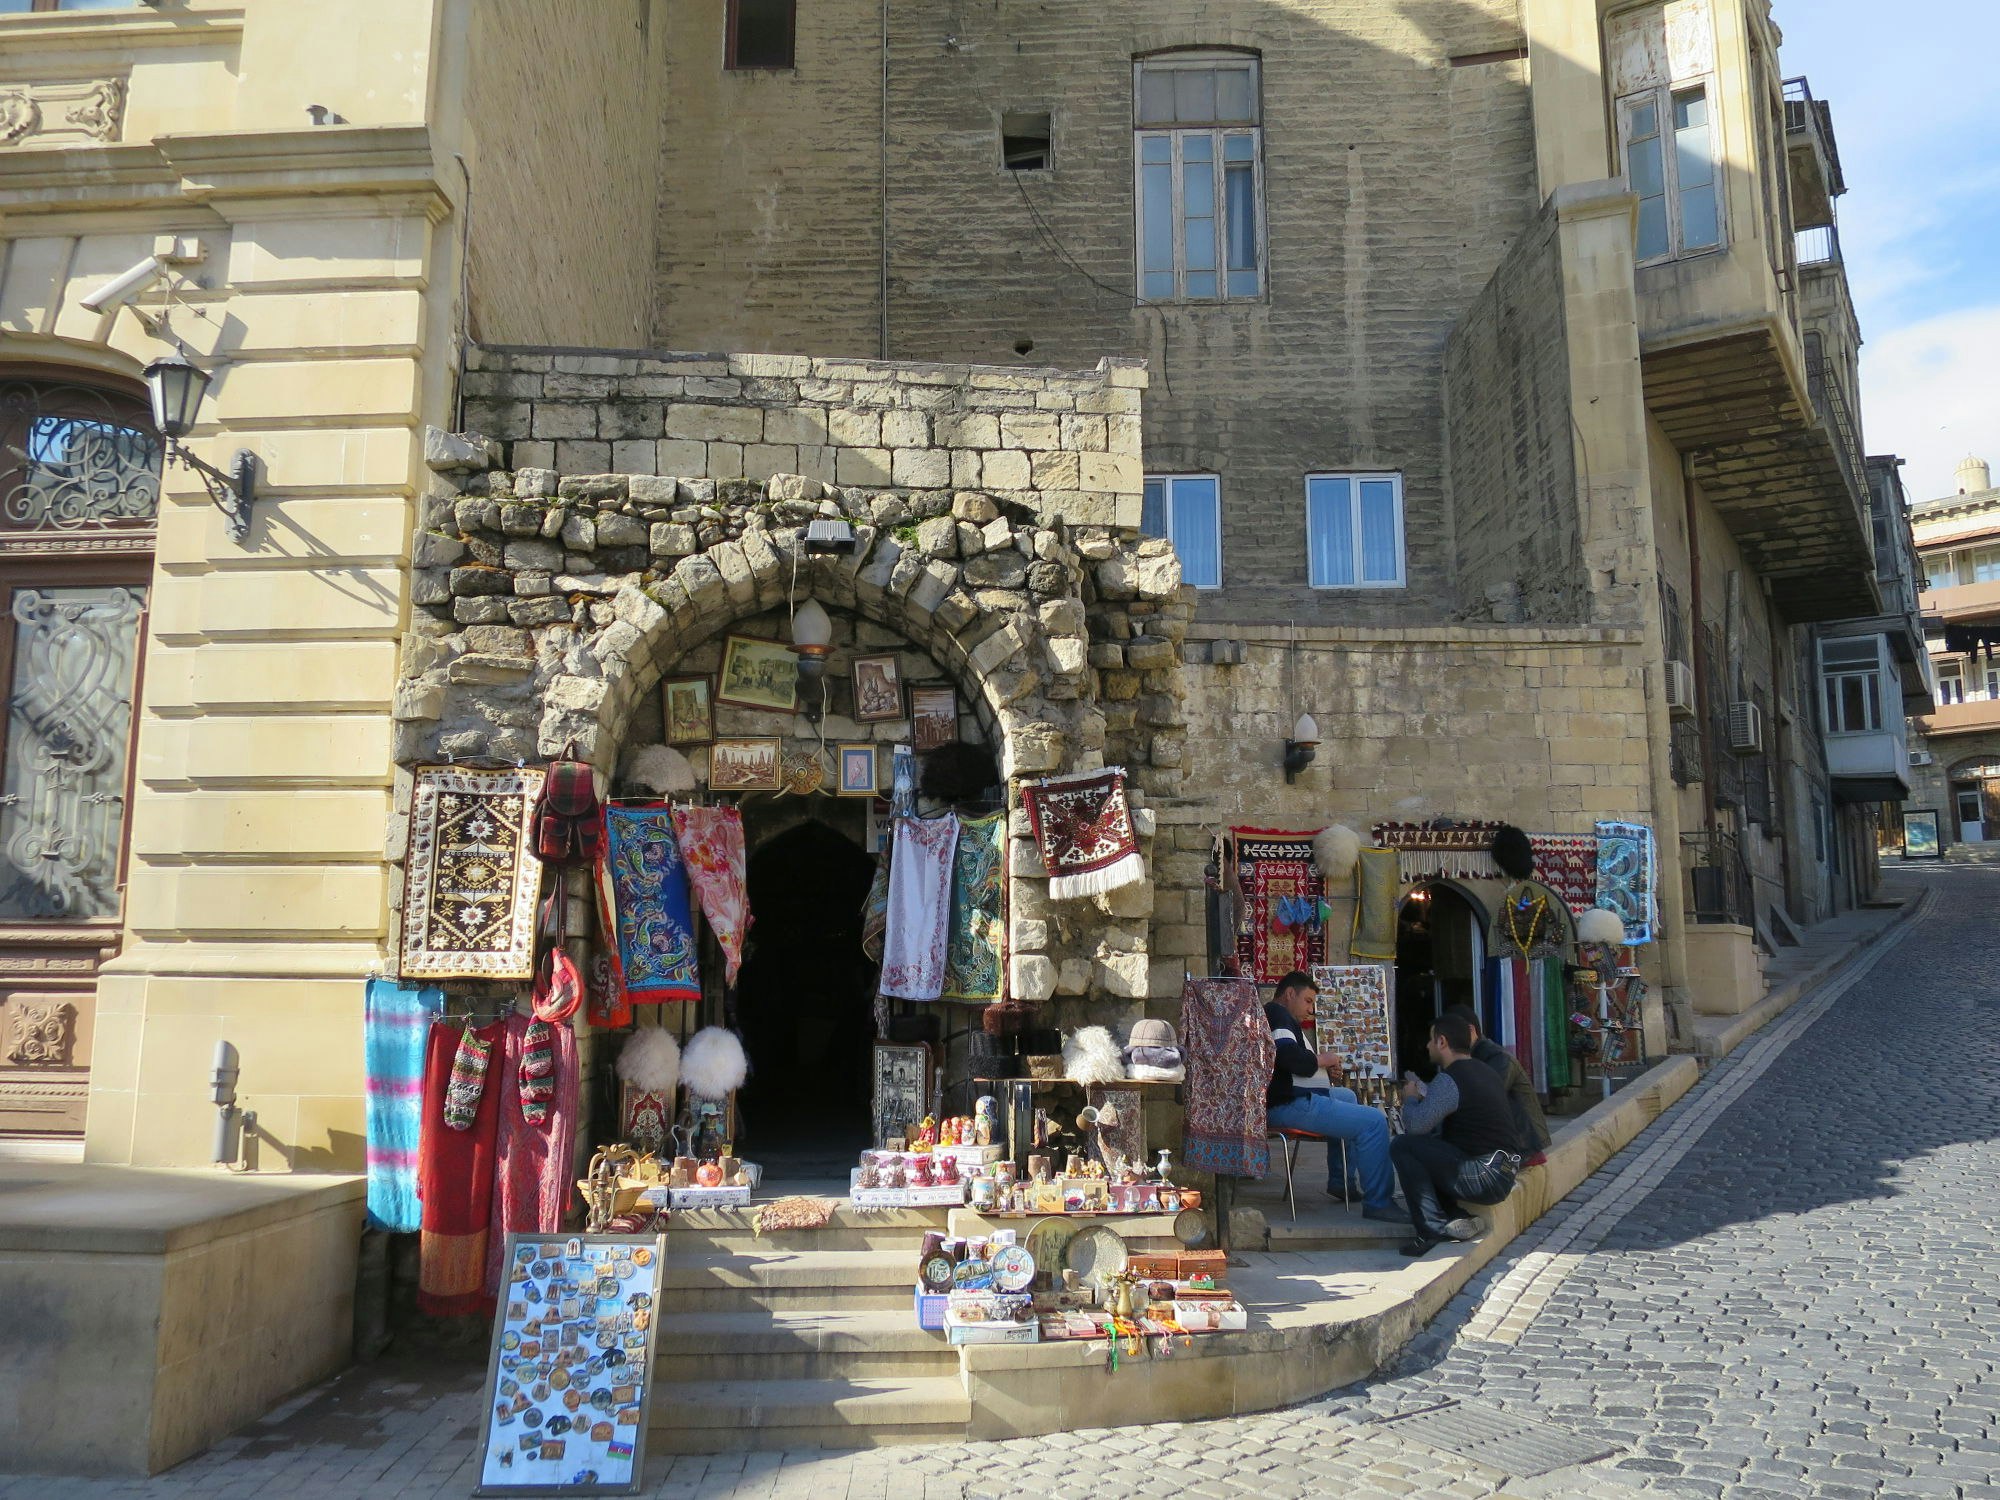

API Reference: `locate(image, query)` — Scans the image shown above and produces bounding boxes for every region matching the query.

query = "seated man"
[1389,1013,1524,1256]
[1442,1004,1552,1164]
[1263,970,1399,1220]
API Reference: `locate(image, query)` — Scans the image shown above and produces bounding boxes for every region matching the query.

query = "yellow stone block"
[142,641,400,713]
[158,494,415,566]
[212,357,420,424]
[149,567,403,642]
[225,216,430,288]
[129,790,391,861]
[200,288,426,358]
[141,714,393,786]
[124,865,387,940]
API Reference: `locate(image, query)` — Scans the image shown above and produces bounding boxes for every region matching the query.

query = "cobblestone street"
[8,870,1996,1500]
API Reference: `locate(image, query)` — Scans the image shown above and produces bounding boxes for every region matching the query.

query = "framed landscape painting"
[708,737,783,792]
[717,635,799,712]
[662,675,714,744]
[851,653,904,723]
[909,684,958,751]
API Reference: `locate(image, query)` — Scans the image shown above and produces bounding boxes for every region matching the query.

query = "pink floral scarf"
[671,805,751,987]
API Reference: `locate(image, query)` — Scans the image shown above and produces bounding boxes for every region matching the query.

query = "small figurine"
[914,1115,938,1150]
[936,1155,960,1185]
[1155,1149,1174,1184]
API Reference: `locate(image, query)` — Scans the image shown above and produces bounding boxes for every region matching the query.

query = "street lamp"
[142,350,259,543]
[1283,711,1320,783]
[791,596,834,724]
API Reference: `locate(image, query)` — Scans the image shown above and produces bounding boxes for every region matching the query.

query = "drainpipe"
[1684,451,1715,833]
[878,0,890,359]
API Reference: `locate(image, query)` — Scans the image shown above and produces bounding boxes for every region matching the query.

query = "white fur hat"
[681,1026,749,1098]
[1061,1025,1125,1086]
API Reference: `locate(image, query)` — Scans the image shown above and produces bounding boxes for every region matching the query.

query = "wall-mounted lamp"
[144,350,258,543]
[1283,711,1320,783]
[209,1038,255,1169]
[790,596,834,724]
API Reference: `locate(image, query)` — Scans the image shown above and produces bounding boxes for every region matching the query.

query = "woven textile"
[1528,834,1600,916]
[487,1013,579,1297]
[1179,977,1274,1179]
[1351,846,1403,962]
[1232,829,1324,983]
[1021,766,1145,900]
[942,812,1006,1002]
[597,803,700,1004]
[881,814,958,1000]
[400,766,545,981]
[1594,821,1658,946]
[363,979,441,1233]
[1086,1085,1145,1172]
[860,847,891,962]
[672,805,752,988]
[417,1018,504,1317]
[1372,820,1505,882]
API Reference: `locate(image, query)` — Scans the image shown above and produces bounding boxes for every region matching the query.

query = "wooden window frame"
[725,0,795,71]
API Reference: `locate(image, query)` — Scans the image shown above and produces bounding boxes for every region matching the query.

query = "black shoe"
[1399,1236,1440,1257]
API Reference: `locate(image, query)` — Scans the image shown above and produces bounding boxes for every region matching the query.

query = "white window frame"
[1132,52,1266,304]
[1616,78,1726,264]
[1936,665,1966,707]
[1819,635,1888,734]
[1305,471,1407,590]
[1141,472,1223,590]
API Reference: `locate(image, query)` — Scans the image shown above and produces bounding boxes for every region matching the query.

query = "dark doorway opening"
[1393,882,1483,1076]
[734,815,878,1177]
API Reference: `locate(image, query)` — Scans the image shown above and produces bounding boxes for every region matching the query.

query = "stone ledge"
[0,1162,363,1256]
[1186,622,1646,647]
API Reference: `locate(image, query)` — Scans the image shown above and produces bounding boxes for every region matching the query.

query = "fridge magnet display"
[474,1232,667,1496]
[909,684,958,751]
[660,676,713,745]
[707,737,783,793]
[851,653,905,722]
[1308,964,1395,1080]
[716,635,799,712]
[838,743,879,797]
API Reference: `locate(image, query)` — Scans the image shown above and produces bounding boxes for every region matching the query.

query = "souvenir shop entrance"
[733,801,879,1176]
[1393,882,1483,1074]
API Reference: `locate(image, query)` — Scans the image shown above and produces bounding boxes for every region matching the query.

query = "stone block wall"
[461,347,1147,531]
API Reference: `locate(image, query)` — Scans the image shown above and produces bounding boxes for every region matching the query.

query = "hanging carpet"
[881,813,958,1000]
[1527,834,1600,917]
[1232,828,1325,983]
[942,811,1006,1002]
[1179,976,1274,1179]
[416,1017,504,1317]
[861,844,891,962]
[1594,821,1658,947]
[1350,846,1403,963]
[1371,820,1506,882]
[363,978,441,1234]
[399,765,545,981]
[672,804,752,988]
[1021,766,1145,900]
[596,802,701,1003]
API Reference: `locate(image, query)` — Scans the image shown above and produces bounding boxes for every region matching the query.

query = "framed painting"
[716,635,798,712]
[909,684,958,751]
[661,675,713,745]
[851,652,904,723]
[837,743,878,797]
[872,1042,933,1150]
[707,737,782,793]
[1901,808,1942,860]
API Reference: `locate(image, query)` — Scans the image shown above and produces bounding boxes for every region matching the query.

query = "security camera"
[79,255,166,315]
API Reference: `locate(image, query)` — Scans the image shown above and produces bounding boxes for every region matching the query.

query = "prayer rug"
[1350,846,1403,962]
[1232,828,1324,983]
[1594,821,1658,946]
[881,814,958,1000]
[1371,820,1505,882]
[597,803,701,1003]
[1021,766,1145,900]
[363,978,441,1233]
[942,812,1006,1002]
[417,1017,504,1317]
[753,1196,838,1235]
[399,766,545,981]
[672,804,751,988]
[1179,977,1273,1179]
[487,1012,580,1297]
[1528,834,1600,917]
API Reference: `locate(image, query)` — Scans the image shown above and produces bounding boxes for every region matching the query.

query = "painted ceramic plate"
[1023,1216,1082,1281]
[1063,1225,1127,1290]
[991,1244,1035,1293]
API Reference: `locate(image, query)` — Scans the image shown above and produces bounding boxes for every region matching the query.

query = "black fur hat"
[1492,824,1535,880]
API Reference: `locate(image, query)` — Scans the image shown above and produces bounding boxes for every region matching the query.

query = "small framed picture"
[851,653,905,723]
[1901,808,1942,860]
[707,736,783,792]
[838,744,878,797]
[661,675,713,745]
[909,684,958,751]
[717,635,799,713]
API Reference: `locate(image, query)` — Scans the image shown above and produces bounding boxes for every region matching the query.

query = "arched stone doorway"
[1393,881,1487,1072]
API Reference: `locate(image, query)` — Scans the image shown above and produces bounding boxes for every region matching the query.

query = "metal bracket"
[170,444,257,543]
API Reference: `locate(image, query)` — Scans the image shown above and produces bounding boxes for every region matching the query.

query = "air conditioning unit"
[1663,660,1697,719]
[1727,700,1765,755]
[1910,750,1934,767]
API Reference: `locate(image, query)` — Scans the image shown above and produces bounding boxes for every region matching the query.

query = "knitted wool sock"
[520,1020,555,1126]
[443,1027,492,1131]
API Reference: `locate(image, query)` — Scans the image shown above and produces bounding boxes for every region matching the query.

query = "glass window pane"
[1627,135,1665,198]
[1216,67,1254,122]
[1823,677,1839,727]
[1679,182,1719,249]
[1358,479,1401,582]
[1140,135,1171,166]
[1636,196,1669,260]
[1142,479,1166,538]
[1676,122,1714,190]
[1184,217,1217,273]
[0,1,35,11]
[1223,134,1255,162]
[1185,270,1218,299]
[1672,87,1708,132]
[1173,68,1216,125]
[1839,676,1865,730]
[0,586,145,920]
[1169,477,1221,588]
[1143,270,1175,300]
[1627,100,1658,138]
[1308,478,1355,587]
[1226,268,1259,298]
[1225,160,1257,271]
[1141,162,1174,274]
[1181,133,1214,170]
[1139,70,1174,126]
[9,413,161,531]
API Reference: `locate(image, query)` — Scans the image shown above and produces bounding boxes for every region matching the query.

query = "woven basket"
[1025,1054,1064,1081]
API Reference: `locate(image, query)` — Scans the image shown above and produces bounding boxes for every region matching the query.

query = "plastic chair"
[1269,1128,1350,1222]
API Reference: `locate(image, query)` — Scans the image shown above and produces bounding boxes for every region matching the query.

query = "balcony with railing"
[1783,77,1845,231]
[1913,694,2000,739]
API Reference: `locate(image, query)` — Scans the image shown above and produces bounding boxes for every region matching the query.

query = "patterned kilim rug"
[400,765,545,981]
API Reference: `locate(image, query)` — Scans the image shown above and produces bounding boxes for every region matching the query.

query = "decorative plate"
[1173,1207,1215,1249]
[1063,1225,1127,1290]
[1023,1215,1082,1279]
[991,1244,1036,1293]
[780,749,826,795]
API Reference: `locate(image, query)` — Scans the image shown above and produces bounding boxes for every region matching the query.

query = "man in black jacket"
[1388,1013,1524,1256]
[1263,971,1399,1218]
[1443,1004,1551,1163]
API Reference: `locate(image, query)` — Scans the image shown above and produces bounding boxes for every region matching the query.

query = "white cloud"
[1860,304,2000,502]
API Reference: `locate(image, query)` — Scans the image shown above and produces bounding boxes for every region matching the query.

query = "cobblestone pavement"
[8,871,1997,1500]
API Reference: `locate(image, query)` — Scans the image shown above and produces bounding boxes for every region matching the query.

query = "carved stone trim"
[0,77,126,148]
[3,998,76,1067]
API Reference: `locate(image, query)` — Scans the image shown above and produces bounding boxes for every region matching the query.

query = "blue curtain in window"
[1170,477,1221,588]
[1359,479,1399,583]
[1307,476,1354,586]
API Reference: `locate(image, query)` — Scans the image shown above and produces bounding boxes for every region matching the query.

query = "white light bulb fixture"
[791,596,833,650]
[142,350,259,543]
[790,596,835,725]
[1284,711,1321,783]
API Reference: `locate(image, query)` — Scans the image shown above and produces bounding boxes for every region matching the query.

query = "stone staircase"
[649,1202,968,1453]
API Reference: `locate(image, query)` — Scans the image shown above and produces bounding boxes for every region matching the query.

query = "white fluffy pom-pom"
[623,742,696,795]
[1578,907,1627,946]
[1062,1025,1125,1085]
[1314,824,1362,881]
[681,1026,749,1098]
[615,1026,682,1095]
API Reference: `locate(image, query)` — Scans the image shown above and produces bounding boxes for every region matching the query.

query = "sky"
[1777,0,2000,503]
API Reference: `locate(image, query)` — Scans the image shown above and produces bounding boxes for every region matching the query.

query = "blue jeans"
[1266,1088,1396,1211]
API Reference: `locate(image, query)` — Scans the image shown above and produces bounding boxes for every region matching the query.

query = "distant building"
[1906,457,2000,842]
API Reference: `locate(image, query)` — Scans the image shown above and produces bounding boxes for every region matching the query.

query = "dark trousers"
[1388,1131,1518,1239]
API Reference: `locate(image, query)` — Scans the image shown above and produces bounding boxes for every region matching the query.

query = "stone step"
[1264,1213,1413,1254]
[652,1308,955,1381]
[646,1376,972,1453]
[668,1202,947,1255]
[665,1246,917,1311]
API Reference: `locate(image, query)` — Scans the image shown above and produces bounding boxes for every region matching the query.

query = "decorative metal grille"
[0,586,145,920]
[0,378,161,533]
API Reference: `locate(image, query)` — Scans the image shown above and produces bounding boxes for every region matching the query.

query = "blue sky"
[1778,0,2000,501]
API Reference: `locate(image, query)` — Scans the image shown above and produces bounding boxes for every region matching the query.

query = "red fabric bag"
[531,746,602,866]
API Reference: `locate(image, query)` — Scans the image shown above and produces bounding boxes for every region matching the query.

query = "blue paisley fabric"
[598,802,701,1002]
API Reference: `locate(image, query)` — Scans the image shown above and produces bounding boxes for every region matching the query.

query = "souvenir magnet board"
[474,1232,667,1497]
[1309,964,1394,1080]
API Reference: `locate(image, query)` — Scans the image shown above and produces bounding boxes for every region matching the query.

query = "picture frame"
[707,736,782,793]
[716,635,799,712]
[660,675,713,745]
[851,653,905,723]
[872,1042,933,1150]
[909,683,959,751]
[838,743,879,797]
[1901,807,1942,860]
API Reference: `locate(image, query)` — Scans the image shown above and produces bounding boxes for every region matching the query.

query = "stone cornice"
[0,6,243,56]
